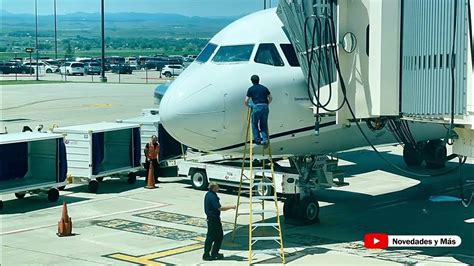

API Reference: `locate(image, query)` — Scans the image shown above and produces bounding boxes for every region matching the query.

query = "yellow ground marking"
[106,236,241,265]
[108,243,204,265]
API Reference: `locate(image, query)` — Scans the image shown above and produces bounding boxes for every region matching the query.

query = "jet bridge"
[278,0,473,157]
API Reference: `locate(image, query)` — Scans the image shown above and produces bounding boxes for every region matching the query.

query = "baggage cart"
[54,122,141,193]
[0,132,67,210]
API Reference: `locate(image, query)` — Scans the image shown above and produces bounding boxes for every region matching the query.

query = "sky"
[0,0,276,17]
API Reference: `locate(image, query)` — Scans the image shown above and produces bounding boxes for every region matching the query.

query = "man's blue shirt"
[247,84,270,104]
[204,191,221,219]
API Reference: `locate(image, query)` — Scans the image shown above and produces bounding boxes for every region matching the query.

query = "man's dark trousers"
[204,217,223,256]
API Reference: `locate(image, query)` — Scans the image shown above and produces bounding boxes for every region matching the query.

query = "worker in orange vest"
[144,135,160,184]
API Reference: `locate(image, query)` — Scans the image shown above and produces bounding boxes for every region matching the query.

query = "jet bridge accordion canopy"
[277,0,338,89]
[400,0,470,118]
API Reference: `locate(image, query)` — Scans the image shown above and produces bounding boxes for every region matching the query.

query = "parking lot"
[1,69,172,84]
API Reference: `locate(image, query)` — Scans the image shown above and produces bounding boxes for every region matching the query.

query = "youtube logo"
[364,233,389,249]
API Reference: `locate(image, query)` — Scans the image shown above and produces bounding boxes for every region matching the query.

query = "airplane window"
[196,43,218,63]
[212,45,254,63]
[280,44,300,67]
[254,43,284,66]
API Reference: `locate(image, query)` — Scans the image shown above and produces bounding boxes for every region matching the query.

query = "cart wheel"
[0,200,3,211]
[15,192,26,199]
[48,188,60,202]
[96,177,104,182]
[191,170,208,190]
[88,180,99,193]
[127,172,137,184]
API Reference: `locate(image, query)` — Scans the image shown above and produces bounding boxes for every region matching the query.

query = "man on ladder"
[244,75,272,147]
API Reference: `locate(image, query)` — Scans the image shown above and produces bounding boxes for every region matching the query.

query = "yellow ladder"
[232,108,285,264]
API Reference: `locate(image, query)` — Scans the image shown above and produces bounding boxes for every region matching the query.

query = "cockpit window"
[212,45,254,63]
[280,44,300,67]
[196,43,218,63]
[254,43,284,66]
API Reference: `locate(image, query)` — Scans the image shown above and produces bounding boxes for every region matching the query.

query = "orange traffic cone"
[57,202,73,237]
[145,165,156,189]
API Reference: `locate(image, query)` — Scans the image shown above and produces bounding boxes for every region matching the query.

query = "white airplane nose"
[159,79,225,150]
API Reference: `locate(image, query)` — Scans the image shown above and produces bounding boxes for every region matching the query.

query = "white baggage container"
[54,122,141,193]
[116,115,160,165]
[0,132,67,211]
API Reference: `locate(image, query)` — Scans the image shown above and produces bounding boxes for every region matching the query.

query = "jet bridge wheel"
[424,140,447,169]
[403,145,423,167]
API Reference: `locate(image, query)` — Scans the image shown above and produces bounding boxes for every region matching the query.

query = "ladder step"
[252,222,279,227]
[252,182,274,187]
[252,236,280,241]
[253,195,275,200]
[237,210,276,216]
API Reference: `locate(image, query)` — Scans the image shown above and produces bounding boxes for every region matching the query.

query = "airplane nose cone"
[159,78,225,150]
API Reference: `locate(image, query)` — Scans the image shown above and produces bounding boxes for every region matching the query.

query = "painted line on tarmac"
[370,201,408,211]
[134,210,237,231]
[96,219,205,241]
[106,236,205,265]
[0,203,169,236]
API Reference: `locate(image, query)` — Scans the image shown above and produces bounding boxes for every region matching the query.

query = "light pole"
[54,0,58,59]
[100,0,107,82]
[35,0,39,81]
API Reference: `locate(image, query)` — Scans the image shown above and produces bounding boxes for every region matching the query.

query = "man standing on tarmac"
[203,182,236,261]
[244,75,272,147]
[144,135,160,183]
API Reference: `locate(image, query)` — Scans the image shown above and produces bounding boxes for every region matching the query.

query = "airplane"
[159,8,450,222]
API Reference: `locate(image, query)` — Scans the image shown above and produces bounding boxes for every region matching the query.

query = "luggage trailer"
[0,132,67,211]
[54,122,142,193]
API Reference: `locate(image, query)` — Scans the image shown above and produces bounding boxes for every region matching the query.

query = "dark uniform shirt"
[204,191,221,219]
[246,84,270,104]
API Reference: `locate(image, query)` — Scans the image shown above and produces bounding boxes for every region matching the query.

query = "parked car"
[111,64,133,74]
[161,64,184,78]
[84,62,102,75]
[184,55,197,62]
[60,62,85,76]
[125,57,138,69]
[145,57,168,71]
[12,65,35,74]
[0,62,34,74]
[23,61,58,73]
[0,62,15,74]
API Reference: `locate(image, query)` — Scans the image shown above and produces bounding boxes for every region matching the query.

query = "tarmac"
[1,83,473,265]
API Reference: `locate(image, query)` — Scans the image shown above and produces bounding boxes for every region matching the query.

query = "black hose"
[458,156,473,207]
[303,14,345,113]
[449,0,458,138]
